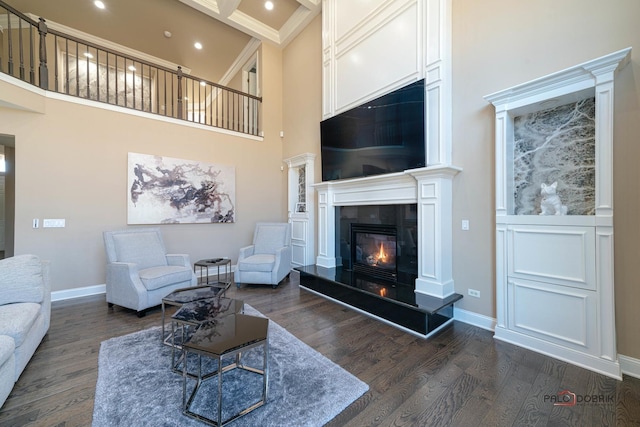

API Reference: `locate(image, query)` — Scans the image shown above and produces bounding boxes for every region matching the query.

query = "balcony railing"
[0,1,261,136]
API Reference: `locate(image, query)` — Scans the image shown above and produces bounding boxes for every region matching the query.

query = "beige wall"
[0,41,286,292]
[282,15,322,166]
[281,3,640,360]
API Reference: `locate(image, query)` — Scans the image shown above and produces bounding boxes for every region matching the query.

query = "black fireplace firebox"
[351,223,398,282]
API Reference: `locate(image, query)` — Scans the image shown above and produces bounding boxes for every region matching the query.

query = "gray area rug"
[92,305,368,426]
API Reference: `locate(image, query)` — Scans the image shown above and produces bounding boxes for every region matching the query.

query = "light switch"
[462,220,469,230]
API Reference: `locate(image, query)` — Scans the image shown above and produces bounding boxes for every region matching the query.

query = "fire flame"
[380,288,387,297]
[376,243,387,263]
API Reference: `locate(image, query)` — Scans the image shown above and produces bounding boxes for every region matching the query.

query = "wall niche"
[512,96,596,216]
[486,48,631,380]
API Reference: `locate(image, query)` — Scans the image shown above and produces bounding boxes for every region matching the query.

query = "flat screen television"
[321,79,426,182]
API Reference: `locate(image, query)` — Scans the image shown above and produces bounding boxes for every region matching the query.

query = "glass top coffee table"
[161,285,229,347]
[181,313,269,427]
[170,297,244,373]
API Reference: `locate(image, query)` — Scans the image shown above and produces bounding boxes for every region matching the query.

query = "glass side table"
[161,285,228,347]
[194,258,232,290]
[182,313,269,427]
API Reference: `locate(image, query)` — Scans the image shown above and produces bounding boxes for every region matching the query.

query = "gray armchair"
[103,228,196,317]
[235,222,292,288]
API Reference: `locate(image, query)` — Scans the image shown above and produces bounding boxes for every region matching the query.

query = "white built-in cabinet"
[485,48,631,379]
[285,153,316,267]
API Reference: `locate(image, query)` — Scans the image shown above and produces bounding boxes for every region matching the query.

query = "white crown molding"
[25,14,191,74]
[228,10,281,44]
[178,0,321,48]
[279,6,318,48]
[218,38,261,87]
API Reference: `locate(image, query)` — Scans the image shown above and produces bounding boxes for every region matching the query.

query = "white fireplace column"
[408,167,460,298]
[314,165,461,299]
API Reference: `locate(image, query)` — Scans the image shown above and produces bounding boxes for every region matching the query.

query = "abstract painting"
[127,152,235,224]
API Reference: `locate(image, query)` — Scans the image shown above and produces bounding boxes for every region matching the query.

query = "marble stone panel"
[513,98,595,215]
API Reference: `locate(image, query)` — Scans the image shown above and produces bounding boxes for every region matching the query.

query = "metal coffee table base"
[182,339,268,427]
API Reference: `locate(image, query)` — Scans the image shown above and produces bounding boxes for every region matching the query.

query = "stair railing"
[0,1,261,136]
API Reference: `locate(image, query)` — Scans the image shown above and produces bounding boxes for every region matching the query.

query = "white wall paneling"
[322,0,452,166]
[486,48,631,379]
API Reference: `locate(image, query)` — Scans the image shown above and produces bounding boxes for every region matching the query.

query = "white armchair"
[103,228,196,317]
[235,222,292,288]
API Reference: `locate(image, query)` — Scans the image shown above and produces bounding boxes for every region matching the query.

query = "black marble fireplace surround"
[297,204,462,335]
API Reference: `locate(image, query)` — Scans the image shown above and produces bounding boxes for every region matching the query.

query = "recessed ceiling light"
[94,1,105,9]
[128,65,136,72]
[163,30,172,38]
[265,1,274,10]
[194,42,202,50]
[83,52,94,59]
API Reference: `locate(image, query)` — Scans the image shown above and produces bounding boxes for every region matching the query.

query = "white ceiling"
[4,0,321,84]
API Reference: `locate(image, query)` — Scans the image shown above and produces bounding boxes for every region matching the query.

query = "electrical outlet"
[43,218,66,228]
[468,289,480,298]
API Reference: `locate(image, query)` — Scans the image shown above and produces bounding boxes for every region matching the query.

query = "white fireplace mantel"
[314,165,461,299]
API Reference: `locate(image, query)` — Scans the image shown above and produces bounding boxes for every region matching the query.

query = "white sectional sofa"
[0,255,51,408]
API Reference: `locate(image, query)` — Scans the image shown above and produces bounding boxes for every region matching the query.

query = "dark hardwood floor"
[1,275,639,426]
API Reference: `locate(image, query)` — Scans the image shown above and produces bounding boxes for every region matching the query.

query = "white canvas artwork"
[127,152,235,224]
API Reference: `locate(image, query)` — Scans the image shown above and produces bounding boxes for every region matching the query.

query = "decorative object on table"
[539,181,568,216]
[92,305,369,427]
[127,152,236,224]
[103,227,197,317]
[235,222,292,289]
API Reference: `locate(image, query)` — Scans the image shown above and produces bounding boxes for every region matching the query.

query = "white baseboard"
[51,284,106,302]
[453,307,497,331]
[620,354,640,379]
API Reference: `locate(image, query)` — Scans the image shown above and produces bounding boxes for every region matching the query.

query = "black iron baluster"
[37,17,48,89]
[53,35,57,91]
[65,38,69,94]
[132,61,136,110]
[191,78,195,121]
[106,51,110,104]
[85,45,90,99]
[124,58,128,108]
[29,20,35,84]
[7,9,13,75]
[177,66,183,119]
[96,49,100,102]
[115,56,119,106]
[75,42,79,96]
[164,71,168,116]
[18,18,24,80]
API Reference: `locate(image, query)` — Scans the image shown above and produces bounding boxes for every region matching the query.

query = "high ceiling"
[5,0,321,84]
